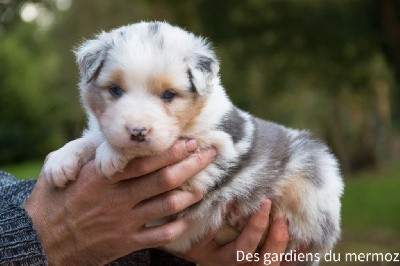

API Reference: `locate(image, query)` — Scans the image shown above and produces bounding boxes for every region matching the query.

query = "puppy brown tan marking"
[43,22,343,264]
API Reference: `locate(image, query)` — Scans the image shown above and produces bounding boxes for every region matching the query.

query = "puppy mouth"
[130,133,147,142]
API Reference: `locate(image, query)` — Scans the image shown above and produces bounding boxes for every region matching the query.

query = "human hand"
[24,139,216,265]
[179,200,293,266]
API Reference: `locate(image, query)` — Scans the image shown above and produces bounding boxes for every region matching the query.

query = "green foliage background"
[1,0,399,174]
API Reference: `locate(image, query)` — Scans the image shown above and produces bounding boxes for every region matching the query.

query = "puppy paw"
[226,203,249,232]
[214,223,241,245]
[95,143,128,178]
[43,150,81,187]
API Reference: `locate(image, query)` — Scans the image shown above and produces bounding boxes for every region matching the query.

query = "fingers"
[119,147,217,201]
[233,199,272,254]
[114,139,199,181]
[132,219,189,248]
[281,245,309,266]
[133,189,203,222]
[209,200,272,264]
[260,217,289,266]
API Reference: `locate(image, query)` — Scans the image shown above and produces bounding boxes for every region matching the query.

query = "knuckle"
[252,221,267,233]
[165,150,184,164]
[167,140,187,161]
[134,160,151,176]
[166,143,185,163]
[164,192,180,213]
[132,233,152,248]
[159,167,179,189]
[160,226,178,243]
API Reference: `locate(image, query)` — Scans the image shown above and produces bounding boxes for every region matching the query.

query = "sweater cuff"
[0,204,47,265]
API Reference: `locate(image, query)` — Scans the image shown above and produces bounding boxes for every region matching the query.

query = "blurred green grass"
[342,166,400,234]
[1,161,399,254]
[335,164,400,257]
[0,160,43,179]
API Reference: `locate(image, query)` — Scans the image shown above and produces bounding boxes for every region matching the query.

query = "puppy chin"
[106,132,176,156]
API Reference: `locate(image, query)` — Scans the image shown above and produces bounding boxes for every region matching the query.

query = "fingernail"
[262,199,272,209]
[275,216,286,224]
[185,139,198,153]
[263,198,271,205]
[278,217,289,226]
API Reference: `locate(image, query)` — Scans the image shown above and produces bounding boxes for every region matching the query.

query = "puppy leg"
[43,137,98,187]
[95,142,129,178]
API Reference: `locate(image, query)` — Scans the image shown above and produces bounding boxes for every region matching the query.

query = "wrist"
[24,196,89,265]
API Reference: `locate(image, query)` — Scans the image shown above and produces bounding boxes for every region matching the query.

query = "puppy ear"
[75,33,111,83]
[187,52,219,95]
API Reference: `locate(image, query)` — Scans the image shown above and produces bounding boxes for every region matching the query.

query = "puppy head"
[76,21,220,154]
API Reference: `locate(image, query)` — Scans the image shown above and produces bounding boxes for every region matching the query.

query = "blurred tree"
[379,0,400,126]
[190,0,394,172]
[0,22,61,162]
[0,0,398,174]
[0,0,55,34]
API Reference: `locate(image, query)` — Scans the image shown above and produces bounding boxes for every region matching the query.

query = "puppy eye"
[161,90,176,102]
[109,86,124,98]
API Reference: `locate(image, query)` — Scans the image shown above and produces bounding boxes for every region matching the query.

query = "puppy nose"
[130,127,149,142]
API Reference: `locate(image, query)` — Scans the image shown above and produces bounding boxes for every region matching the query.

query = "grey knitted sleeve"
[0,171,47,265]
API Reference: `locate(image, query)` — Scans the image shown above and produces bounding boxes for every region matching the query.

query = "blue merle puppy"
[43,21,344,259]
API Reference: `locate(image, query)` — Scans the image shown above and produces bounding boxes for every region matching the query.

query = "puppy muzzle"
[130,127,149,142]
